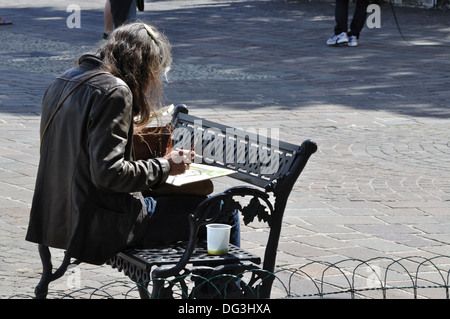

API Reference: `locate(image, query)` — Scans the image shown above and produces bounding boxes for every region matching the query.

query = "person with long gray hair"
[25,23,220,265]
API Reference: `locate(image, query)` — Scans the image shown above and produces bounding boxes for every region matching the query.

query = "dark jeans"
[334,0,369,38]
[110,0,136,27]
[140,195,241,248]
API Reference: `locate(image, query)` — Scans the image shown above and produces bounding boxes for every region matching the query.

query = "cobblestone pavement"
[0,0,449,299]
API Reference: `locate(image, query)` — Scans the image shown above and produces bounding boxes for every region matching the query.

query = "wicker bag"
[132,125,172,160]
[133,125,213,196]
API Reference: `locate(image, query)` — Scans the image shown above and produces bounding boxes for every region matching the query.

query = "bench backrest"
[171,105,317,194]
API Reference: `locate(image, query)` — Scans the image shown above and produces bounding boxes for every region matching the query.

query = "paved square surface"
[0,0,449,298]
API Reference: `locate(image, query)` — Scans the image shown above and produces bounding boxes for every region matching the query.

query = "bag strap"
[40,72,109,153]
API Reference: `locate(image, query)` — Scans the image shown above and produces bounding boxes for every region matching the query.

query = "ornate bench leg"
[137,282,150,299]
[35,244,52,299]
[151,279,164,299]
[34,244,73,299]
[150,276,189,299]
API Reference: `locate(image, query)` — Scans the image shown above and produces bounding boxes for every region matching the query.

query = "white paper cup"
[206,223,232,255]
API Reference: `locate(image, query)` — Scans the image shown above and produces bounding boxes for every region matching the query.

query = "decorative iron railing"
[10,254,449,299]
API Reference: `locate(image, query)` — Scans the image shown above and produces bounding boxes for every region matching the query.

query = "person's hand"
[164,149,195,175]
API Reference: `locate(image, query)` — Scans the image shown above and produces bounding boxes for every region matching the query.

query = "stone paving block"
[292,234,354,249]
[346,238,419,254]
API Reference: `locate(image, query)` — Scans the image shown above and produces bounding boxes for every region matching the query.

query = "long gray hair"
[95,22,172,126]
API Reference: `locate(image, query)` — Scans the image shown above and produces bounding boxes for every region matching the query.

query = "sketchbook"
[165,163,236,186]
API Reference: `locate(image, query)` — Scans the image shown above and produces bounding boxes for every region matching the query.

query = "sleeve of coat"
[87,84,170,193]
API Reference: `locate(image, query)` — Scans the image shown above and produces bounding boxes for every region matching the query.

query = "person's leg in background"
[109,0,133,28]
[348,0,370,46]
[126,0,137,23]
[334,0,349,36]
[327,0,350,45]
[103,0,113,41]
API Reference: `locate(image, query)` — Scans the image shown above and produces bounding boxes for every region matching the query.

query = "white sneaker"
[327,32,348,46]
[348,35,358,47]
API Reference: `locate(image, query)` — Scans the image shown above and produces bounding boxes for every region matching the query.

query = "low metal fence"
[10,254,449,299]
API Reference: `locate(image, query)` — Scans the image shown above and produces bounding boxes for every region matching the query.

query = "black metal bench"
[108,105,317,298]
[33,105,317,299]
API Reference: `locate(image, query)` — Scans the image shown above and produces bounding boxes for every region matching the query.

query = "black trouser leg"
[349,0,370,38]
[334,0,349,35]
[141,195,241,248]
